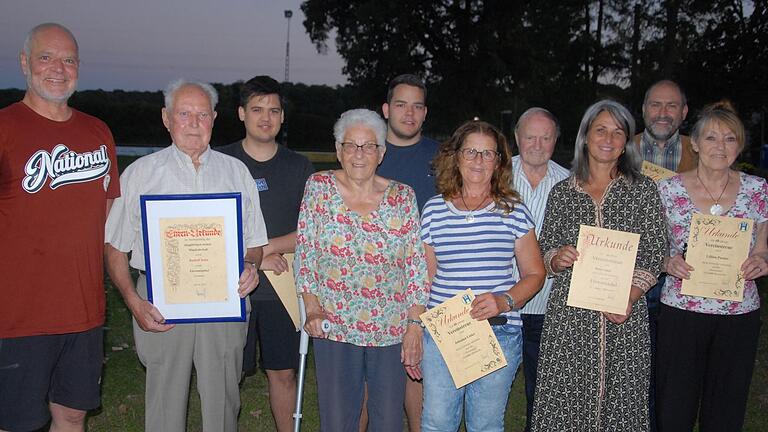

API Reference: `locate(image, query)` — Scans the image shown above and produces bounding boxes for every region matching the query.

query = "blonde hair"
[691,100,745,151]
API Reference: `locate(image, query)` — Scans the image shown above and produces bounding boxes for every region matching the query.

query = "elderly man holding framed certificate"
[105,79,268,432]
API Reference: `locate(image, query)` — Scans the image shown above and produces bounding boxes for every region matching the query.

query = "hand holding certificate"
[420,289,507,388]
[567,225,641,315]
[682,213,753,301]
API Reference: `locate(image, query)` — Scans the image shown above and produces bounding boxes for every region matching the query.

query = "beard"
[646,116,679,141]
[25,68,76,103]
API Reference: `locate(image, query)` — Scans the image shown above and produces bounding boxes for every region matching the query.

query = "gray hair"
[333,109,387,154]
[23,23,79,57]
[643,79,687,107]
[571,100,642,183]
[514,107,561,140]
[163,79,219,112]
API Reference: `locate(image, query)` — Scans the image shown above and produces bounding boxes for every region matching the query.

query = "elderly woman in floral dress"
[295,108,429,432]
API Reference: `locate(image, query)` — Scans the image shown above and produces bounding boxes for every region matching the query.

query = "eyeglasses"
[458,148,499,161]
[340,142,381,155]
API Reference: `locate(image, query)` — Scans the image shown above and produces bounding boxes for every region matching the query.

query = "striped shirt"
[511,156,570,315]
[421,195,535,326]
[639,129,682,171]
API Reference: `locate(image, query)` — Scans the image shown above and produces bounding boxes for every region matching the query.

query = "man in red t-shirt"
[0,23,120,432]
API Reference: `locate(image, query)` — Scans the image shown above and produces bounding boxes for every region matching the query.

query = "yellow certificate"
[642,161,676,182]
[160,217,228,304]
[567,225,640,315]
[265,253,300,330]
[420,289,507,388]
[682,213,753,301]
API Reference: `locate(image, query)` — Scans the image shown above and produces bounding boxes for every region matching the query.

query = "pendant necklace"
[697,167,730,216]
[459,194,487,222]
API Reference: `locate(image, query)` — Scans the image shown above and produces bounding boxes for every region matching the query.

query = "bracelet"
[243,260,257,268]
[406,318,425,328]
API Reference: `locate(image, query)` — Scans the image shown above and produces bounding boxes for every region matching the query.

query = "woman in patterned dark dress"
[531,100,667,432]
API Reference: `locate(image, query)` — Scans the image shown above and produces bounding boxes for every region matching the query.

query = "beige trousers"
[133,274,248,432]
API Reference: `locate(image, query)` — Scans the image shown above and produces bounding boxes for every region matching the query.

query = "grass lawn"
[87,277,767,431]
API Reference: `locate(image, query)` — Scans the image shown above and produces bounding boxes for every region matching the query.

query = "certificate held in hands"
[642,161,676,182]
[682,213,753,301]
[420,289,507,388]
[567,225,640,315]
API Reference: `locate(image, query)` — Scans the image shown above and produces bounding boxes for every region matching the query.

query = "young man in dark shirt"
[377,74,439,431]
[217,76,313,432]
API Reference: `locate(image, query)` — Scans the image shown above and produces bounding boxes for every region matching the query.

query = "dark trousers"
[242,295,259,372]
[646,278,663,432]
[656,304,761,432]
[521,313,544,432]
[313,339,406,432]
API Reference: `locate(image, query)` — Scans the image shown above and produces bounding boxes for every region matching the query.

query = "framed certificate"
[140,193,246,323]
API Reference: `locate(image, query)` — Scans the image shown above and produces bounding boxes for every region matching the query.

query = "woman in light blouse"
[295,109,429,432]
[656,101,768,432]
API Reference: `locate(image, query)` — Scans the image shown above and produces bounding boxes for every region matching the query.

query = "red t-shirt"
[0,102,120,338]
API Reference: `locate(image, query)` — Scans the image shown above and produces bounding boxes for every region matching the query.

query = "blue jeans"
[421,324,523,432]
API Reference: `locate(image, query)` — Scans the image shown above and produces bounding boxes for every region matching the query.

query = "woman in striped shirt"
[420,120,546,432]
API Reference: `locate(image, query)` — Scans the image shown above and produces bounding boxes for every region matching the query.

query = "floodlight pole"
[284,10,293,82]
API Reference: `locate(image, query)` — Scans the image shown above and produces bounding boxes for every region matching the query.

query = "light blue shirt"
[511,155,569,315]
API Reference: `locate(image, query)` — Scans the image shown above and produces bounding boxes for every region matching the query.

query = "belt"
[487,316,507,326]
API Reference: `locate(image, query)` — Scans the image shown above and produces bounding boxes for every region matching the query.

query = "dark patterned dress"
[531,176,666,432]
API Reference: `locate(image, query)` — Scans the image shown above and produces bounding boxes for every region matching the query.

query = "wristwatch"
[406,318,425,328]
[502,293,517,312]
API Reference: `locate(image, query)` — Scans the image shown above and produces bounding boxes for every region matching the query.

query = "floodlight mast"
[284,10,293,82]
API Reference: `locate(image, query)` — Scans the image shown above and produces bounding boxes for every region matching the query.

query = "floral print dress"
[294,171,429,347]
[657,172,768,315]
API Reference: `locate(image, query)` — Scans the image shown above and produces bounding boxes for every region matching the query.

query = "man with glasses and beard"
[633,79,695,432]
[634,80,695,172]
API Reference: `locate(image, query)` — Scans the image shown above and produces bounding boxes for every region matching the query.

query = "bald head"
[20,23,80,105]
[23,23,79,58]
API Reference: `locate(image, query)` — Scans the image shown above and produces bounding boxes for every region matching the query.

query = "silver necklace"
[459,194,487,222]
[697,168,730,216]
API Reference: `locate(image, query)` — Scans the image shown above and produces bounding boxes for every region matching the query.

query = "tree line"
[0,85,357,152]
[2,0,766,168]
[301,0,767,165]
